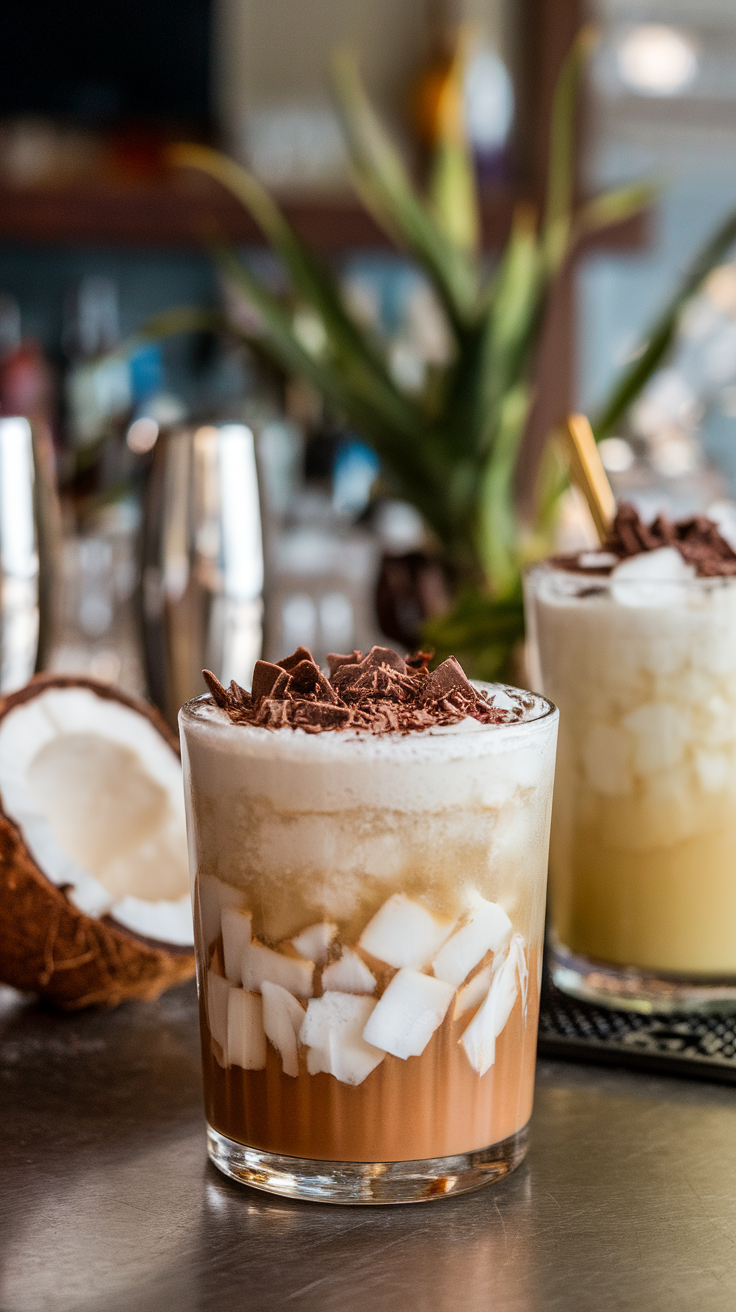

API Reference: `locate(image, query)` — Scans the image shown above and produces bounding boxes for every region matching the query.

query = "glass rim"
[524,560,736,589]
[179,683,558,734]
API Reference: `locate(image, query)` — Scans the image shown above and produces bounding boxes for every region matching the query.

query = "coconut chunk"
[221,907,253,983]
[197,874,248,950]
[362,967,454,1059]
[300,992,385,1085]
[453,964,493,1019]
[261,980,305,1077]
[227,989,266,1070]
[0,675,195,1009]
[242,939,314,997]
[358,894,456,969]
[461,935,528,1076]
[322,947,376,995]
[0,681,190,924]
[611,547,695,607]
[290,921,337,965]
[206,968,232,1056]
[432,898,512,987]
[111,893,193,946]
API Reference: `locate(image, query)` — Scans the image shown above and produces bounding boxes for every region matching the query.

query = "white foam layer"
[181,680,558,942]
[180,686,557,818]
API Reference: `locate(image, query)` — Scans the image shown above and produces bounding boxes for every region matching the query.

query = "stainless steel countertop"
[2,980,735,1312]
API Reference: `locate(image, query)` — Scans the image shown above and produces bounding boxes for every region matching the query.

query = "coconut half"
[0,674,194,1008]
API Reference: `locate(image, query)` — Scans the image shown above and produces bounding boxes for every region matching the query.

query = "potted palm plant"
[141,30,736,678]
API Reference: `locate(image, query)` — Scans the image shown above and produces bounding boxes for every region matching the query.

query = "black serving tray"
[538,965,736,1085]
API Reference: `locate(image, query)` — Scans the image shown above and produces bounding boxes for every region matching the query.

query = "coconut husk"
[0,674,195,1009]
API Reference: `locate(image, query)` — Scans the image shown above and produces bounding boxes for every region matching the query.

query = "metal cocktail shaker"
[141,423,264,729]
[0,417,60,692]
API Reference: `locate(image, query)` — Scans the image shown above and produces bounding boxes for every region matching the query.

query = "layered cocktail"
[180,645,557,1203]
[526,503,736,1010]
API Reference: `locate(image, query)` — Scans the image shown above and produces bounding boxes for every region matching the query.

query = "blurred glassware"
[0,293,57,427]
[0,417,61,692]
[265,487,382,667]
[48,498,146,697]
[238,104,348,191]
[62,277,130,455]
[141,422,264,729]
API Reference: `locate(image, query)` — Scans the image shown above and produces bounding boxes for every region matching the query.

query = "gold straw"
[557,413,616,542]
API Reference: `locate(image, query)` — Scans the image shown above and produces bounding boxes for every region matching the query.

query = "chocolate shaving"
[251,660,284,701]
[552,502,736,579]
[422,655,475,703]
[326,650,364,676]
[203,669,229,708]
[203,644,516,735]
[604,503,736,577]
[278,646,316,672]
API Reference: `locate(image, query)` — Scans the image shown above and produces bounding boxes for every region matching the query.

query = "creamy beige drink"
[180,645,557,1202]
[527,503,736,1009]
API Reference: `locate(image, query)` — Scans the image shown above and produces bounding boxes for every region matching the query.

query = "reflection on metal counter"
[0,418,44,691]
[141,423,264,729]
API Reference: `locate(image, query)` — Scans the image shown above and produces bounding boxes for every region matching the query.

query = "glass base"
[551,939,736,1015]
[207,1123,529,1205]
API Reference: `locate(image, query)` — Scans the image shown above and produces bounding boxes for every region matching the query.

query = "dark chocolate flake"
[251,660,284,701]
[202,644,520,736]
[277,645,316,672]
[203,669,229,708]
[422,656,475,703]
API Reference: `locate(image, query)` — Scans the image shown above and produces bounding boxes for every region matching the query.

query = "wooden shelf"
[0,174,649,252]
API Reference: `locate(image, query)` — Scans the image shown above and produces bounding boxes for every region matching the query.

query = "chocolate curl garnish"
[292,701,351,732]
[422,656,475,703]
[277,646,316,672]
[203,669,229,708]
[286,659,339,703]
[254,696,292,728]
[326,650,364,676]
[205,643,520,734]
[602,502,736,578]
[251,659,285,701]
[360,645,407,673]
[229,680,251,708]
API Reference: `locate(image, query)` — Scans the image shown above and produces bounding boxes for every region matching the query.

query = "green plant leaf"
[216,249,461,537]
[169,143,420,435]
[476,383,531,597]
[422,586,525,682]
[574,180,656,241]
[330,49,480,329]
[117,305,232,355]
[475,206,543,456]
[592,207,736,440]
[428,33,480,254]
[542,26,597,275]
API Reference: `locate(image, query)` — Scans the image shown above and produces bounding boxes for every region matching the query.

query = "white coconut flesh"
[0,687,193,946]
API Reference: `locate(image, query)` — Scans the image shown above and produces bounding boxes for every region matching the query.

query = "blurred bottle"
[52,277,157,694]
[0,293,56,426]
[0,294,62,672]
[62,276,131,470]
[409,1,513,184]
[409,0,460,156]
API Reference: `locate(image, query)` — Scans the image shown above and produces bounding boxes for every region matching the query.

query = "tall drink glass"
[526,553,736,1012]
[180,648,557,1203]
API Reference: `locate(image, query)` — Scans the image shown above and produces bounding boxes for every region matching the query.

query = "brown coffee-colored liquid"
[200,961,539,1162]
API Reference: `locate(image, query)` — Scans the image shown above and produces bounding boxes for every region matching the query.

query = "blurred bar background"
[0,0,735,712]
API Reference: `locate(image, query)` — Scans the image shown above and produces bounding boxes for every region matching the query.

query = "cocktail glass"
[180,683,557,1203]
[526,562,736,1012]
